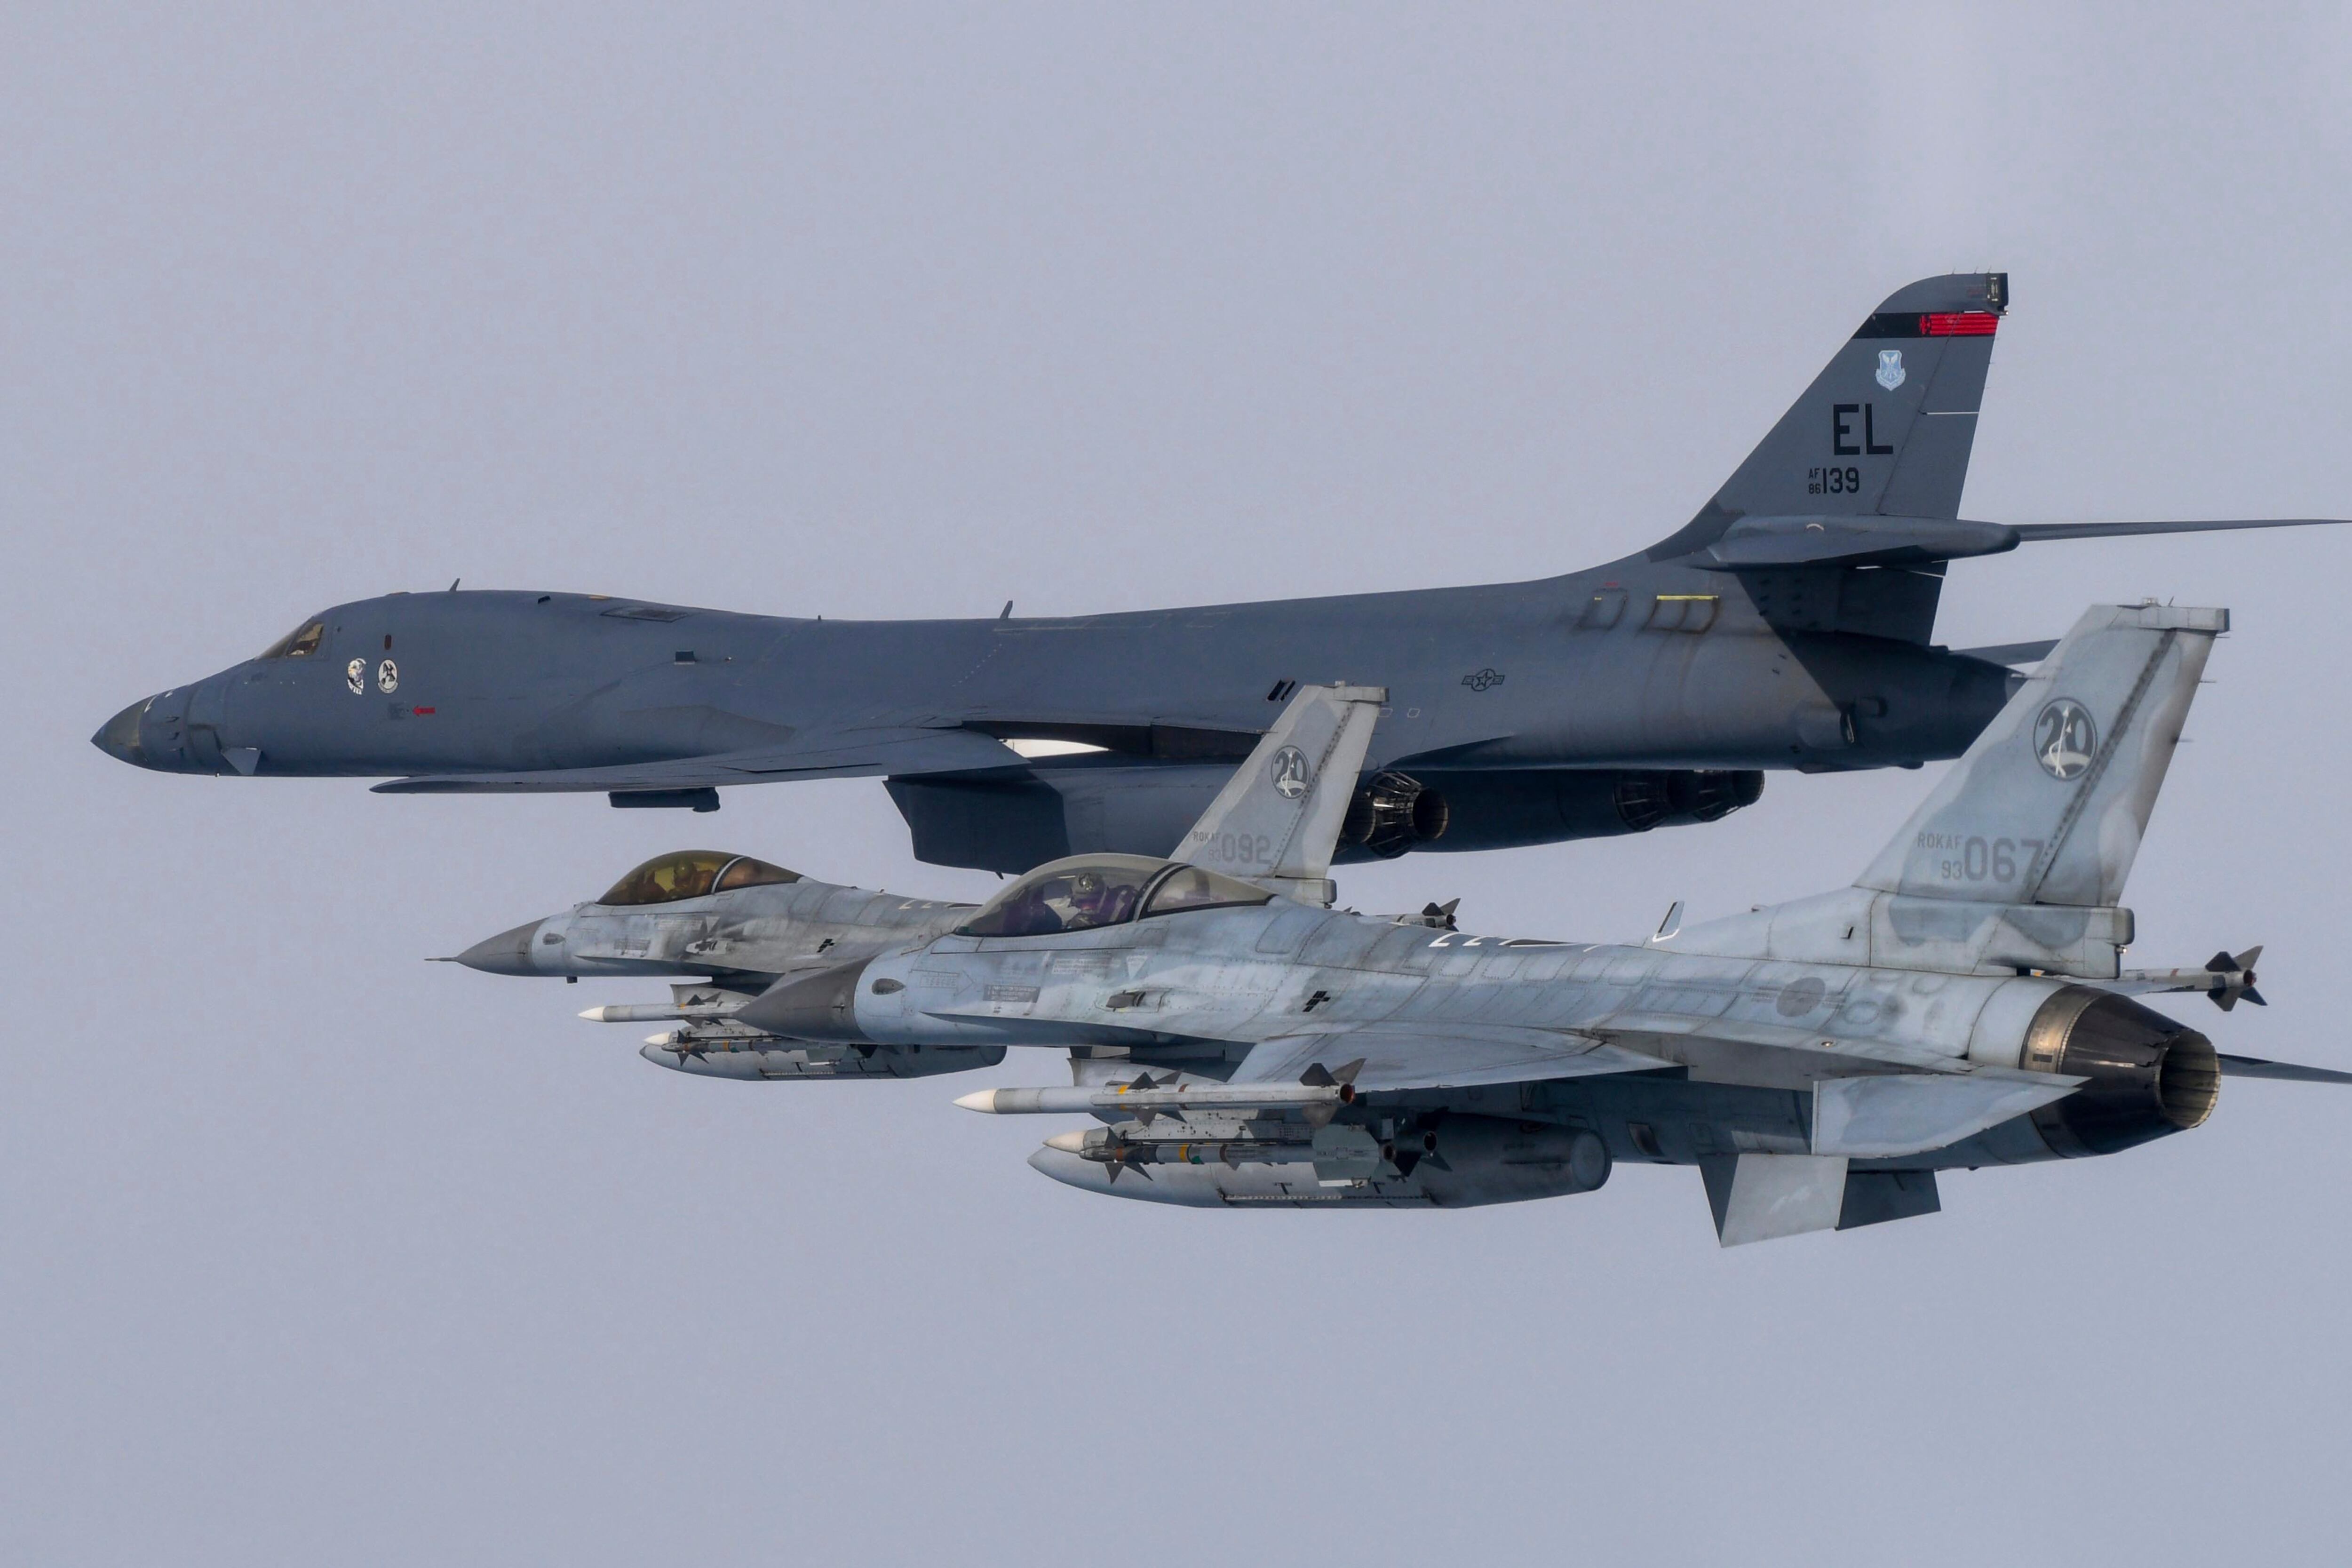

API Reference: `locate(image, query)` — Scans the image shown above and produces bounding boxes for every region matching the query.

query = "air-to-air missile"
[458,616,2350,1244]
[101,272,2343,882]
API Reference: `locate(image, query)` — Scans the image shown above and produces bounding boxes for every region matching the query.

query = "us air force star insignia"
[376,659,400,695]
[1875,349,1906,390]
[346,658,366,695]
[1269,745,1311,799]
[1461,668,1504,692]
[2032,698,2096,780]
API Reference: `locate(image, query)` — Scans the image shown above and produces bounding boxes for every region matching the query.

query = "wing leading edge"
[373,726,1025,796]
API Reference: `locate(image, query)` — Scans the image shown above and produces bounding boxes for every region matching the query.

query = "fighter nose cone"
[737,960,872,1042]
[455,919,548,976]
[92,696,151,766]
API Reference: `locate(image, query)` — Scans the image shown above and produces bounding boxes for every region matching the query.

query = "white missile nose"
[645,1031,678,1048]
[1042,1130,1089,1153]
[579,1005,612,1022]
[953,1090,1002,1113]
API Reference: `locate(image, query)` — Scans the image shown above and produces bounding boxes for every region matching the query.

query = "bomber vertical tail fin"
[1648,271,2009,561]
[1176,684,1385,906]
[1856,602,2225,909]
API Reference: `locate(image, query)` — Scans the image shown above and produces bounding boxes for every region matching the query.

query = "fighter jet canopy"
[954,854,1271,939]
[596,851,801,907]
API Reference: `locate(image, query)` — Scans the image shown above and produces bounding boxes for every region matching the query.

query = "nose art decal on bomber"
[346,658,366,695]
[376,659,400,695]
[2033,698,2096,780]
[1269,745,1311,799]
[1876,348,1906,390]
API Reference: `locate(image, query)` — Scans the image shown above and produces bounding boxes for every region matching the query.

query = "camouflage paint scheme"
[461,617,2347,1243]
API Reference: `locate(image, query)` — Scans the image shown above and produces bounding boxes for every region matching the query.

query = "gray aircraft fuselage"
[95,561,2007,866]
[93,270,2336,873]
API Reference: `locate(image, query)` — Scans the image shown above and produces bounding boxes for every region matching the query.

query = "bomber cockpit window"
[713,856,801,893]
[954,854,1165,938]
[258,618,326,660]
[1140,865,1274,918]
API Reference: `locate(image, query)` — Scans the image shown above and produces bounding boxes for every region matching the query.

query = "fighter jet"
[449,852,991,1080]
[464,622,2344,1243]
[105,271,2343,877]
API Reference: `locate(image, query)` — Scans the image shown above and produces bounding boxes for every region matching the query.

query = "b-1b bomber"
[458,605,2347,1243]
[103,271,2345,880]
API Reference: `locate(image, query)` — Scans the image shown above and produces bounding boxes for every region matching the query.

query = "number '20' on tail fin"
[1855,601,2225,910]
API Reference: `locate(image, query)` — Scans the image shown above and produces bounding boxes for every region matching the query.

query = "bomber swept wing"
[373,725,1026,800]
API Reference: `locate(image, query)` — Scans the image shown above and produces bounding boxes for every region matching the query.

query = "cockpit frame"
[594,850,803,907]
[952,854,1274,939]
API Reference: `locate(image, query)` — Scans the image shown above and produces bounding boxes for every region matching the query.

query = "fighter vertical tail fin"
[1855,603,2225,908]
[1647,271,2009,561]
[1176,684,1385,906]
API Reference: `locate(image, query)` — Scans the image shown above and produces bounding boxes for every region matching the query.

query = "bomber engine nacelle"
[1392,768,1764,856]
[1338,770,1451,859]
[890,764,1764,873]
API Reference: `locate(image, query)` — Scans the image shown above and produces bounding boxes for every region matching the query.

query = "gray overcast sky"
[8,5,2352,1563]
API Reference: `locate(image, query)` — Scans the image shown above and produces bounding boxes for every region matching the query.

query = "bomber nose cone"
[92,696,151,766]
[455,919,548,976]
[737,960,872,1042]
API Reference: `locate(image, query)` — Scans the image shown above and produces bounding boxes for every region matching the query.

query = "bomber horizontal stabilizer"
[2010,517,2350,542]
[373,726,1025,796]
[1953,639,2057,668]
[1674,514,2346,571]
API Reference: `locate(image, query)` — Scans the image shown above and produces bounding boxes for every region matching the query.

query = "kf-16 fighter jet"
[101,273,2344,878]
[460,612,2347,1243]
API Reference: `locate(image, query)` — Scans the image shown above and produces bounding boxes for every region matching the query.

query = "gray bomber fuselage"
[97,555,2010,851]
[98,269,2339,875]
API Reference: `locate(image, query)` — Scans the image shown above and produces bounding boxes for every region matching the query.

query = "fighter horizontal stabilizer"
[1175,682,1387,906]
[1856,602,2225,908]
[373,726,1025,797]
[2216,1054,2352,1085]
[1811,1071,2081,1158]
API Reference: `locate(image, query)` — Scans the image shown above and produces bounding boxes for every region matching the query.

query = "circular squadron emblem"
[346,658,366,695]
[2032,698,2096,780]
[376,658,400,695]
[1269,744,1311,799]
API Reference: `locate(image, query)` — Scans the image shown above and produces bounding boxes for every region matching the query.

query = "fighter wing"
[1226,1024,1673,1092]
[373,726,1024,796]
